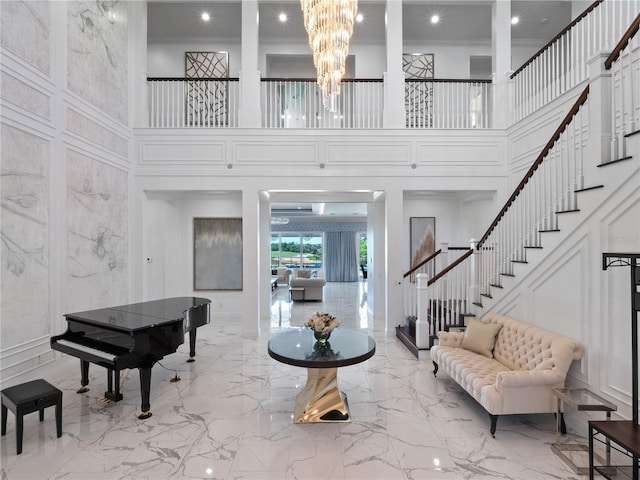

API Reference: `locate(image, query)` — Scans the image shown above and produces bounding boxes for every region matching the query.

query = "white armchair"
[275,267,292,285]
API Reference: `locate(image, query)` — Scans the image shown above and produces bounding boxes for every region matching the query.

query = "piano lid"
[64,297,211,332]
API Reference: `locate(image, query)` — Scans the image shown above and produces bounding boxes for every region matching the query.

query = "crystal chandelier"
[301,0,358,112]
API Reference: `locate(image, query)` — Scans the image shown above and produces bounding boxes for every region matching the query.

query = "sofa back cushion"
[482,312,584,376]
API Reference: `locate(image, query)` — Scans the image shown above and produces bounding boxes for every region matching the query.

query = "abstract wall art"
[185,51,229,126]
[410,217,436,271]
[403,53,434,128]
[194,217,242,290]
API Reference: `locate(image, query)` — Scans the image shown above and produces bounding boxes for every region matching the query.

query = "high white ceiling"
[148,1,573,46]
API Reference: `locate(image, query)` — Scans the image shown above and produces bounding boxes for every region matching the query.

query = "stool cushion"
[2,378,63,454]
[2,379,61,405]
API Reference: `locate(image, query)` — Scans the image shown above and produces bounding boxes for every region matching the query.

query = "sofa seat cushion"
[433,346,510,402]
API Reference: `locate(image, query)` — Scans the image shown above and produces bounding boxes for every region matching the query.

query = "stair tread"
[598,156,633,166]
[556,209,579,214]
[575,185,604,193]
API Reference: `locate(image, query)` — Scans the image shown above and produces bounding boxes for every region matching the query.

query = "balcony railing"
[511,0,640,123]
[260,78,384,128]
[405,79,492,129]
[147,77,240,128]
[147,77,492,129]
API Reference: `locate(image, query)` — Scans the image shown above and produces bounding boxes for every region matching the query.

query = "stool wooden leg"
[39,408,44,422]
[55,397,62,438]
[1,401,7,435]
[16,413,23,454]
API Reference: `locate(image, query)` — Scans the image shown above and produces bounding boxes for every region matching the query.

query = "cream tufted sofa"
[431,312,584,436]
[289,269,326,301]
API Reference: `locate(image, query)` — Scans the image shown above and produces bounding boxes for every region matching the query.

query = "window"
[271,232,323,269]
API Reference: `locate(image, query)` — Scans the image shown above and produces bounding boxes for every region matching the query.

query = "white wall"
[484,147,640,428]
[143,196,180,300]
[403,196,460,270]
[147,41,241,77]
[1,1,133,385]
[143,192,244,315]
[457,194,497,242]
[403,43,493,78]
[149,39,497,80]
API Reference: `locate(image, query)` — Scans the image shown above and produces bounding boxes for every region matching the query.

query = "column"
[492,0,512,128]
[242,189,260,337]
[383,0,405,128]
[240,0,261,127]
[385,188,403,330]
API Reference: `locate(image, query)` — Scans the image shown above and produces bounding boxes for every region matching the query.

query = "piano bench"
[1,379,62,455]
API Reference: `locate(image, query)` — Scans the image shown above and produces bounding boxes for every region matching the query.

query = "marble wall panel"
[1,71,50,120]
[67,0,128,125]
[67,151,127,312]
[0,124,49,349]
[0,1,50,74]
[67,108,128,158]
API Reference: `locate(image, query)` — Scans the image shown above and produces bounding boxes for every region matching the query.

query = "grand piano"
[50,297,211,419]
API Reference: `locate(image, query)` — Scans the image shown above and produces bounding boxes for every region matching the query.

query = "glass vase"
[314,330,331,347]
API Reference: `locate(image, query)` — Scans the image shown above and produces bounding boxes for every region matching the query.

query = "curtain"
[325,232,358,282]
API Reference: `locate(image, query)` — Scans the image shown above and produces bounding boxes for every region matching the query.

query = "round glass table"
[268,329,376,423]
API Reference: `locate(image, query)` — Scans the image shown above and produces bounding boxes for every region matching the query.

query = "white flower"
[304,311,339,334]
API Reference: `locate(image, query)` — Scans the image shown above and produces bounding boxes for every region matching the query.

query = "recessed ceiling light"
[511,16,519,25]
[279,12,287,22]
[431,15,439,24]
[201,12,210,22]
[355,13,363,23]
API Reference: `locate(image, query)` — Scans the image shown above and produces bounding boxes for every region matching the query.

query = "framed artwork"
[194,218,242,290]
[410,217,436,271]
[403,53,434,128]
[185,51,229,126]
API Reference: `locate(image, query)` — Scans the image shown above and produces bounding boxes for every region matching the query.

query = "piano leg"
[138,366,153,419]
[104,369,123,402]
[77,360,90,394]
[187,329,197,362]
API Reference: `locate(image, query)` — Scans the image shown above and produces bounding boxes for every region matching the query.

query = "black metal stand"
[602,253,640,424]
[594,253,640,480]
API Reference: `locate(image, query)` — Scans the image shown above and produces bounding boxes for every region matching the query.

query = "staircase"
[397,12,640,358]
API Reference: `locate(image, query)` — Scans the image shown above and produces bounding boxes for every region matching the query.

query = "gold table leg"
[294,367,350,423]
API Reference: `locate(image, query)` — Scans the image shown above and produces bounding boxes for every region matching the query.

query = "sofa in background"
[430,312,584,437]
[289,269,326,301]
[273,267,292,286]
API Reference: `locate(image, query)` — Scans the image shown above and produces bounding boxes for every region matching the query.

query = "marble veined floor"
[1,281,590,479]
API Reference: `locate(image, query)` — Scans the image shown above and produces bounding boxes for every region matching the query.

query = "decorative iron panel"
[185,51,229,126]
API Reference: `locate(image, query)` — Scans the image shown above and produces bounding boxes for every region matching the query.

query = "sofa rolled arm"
[437,331,464,348]
[495,369,563,388]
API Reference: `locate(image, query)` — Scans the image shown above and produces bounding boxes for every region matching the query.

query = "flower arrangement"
[304,311,339,335]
